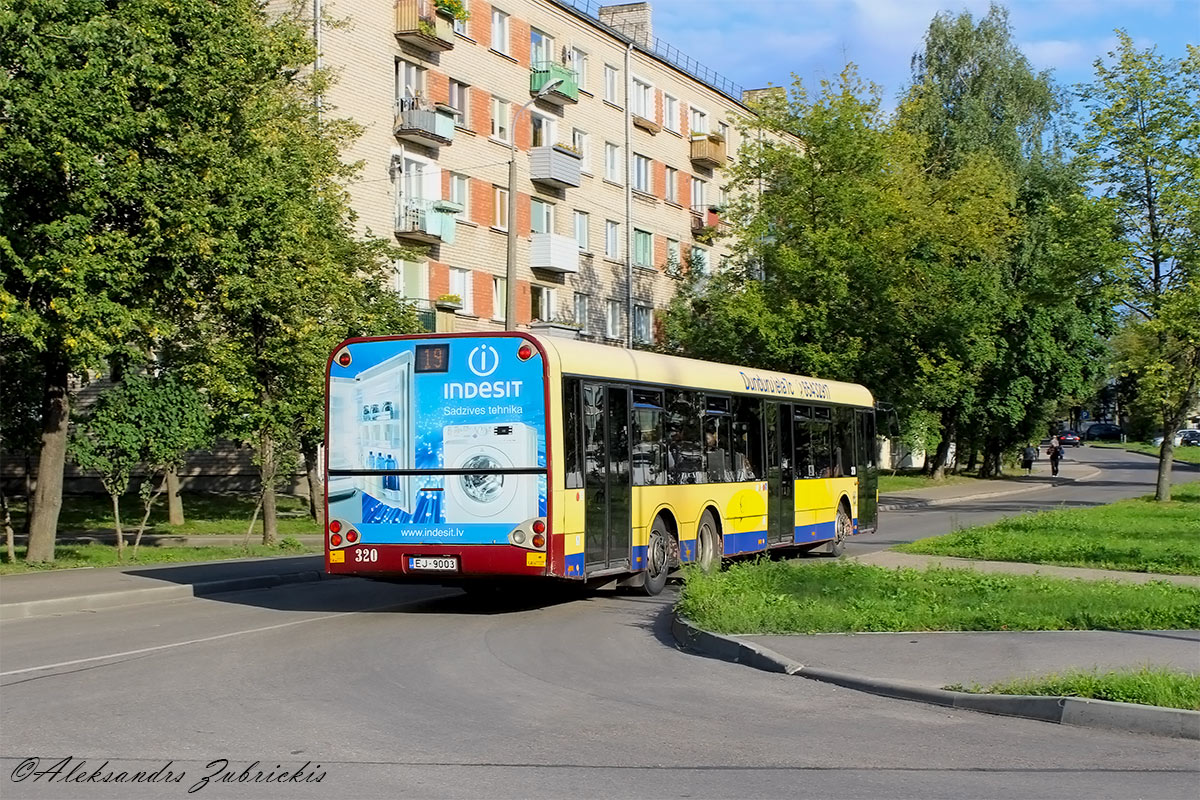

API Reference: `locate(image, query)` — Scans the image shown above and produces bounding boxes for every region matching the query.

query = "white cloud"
[1020,38,1090,70]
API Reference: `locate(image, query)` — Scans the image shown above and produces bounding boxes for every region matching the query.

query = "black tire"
[828,504,852,557]
[642,517,671,596]
[694,509,721,572]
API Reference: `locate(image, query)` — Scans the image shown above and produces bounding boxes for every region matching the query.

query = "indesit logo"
[445,342,522,400]
[468,345,500,377]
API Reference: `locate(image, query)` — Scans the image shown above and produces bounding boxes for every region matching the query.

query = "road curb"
[0,570,329,621]
[878,467,1103,512]
[670,614,1200,740]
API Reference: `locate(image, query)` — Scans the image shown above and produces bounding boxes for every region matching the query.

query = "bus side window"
[665,389,702,484]
[704,395,732,483]
[811,406,832,478]
[564,378,583,489]
[834,407,855,478]
[632,389,665,486]
[732,396,764,481]
[794,405,813,478]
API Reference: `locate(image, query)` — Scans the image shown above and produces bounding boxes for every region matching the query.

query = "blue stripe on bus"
[632,544,648,570]
[565,552,584,576]
[793,520,835,543]
[722,529,769,556]
[679,538,695,562]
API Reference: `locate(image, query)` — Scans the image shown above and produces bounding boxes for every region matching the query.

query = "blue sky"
[644,0,1198,112]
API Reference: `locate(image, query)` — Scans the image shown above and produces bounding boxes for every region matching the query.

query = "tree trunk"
[110,492,125,560]
[929,413,956,481]
[303,443,324,527]
[165,465,184,525]
[26,359,69,564]
[260,430,278,546]
[23,453,33,534]
[2,484,15,564]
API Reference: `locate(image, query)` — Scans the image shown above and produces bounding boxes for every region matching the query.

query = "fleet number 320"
[354,548,378,563]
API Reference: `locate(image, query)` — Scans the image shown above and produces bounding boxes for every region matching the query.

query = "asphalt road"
[1,446,1197,800]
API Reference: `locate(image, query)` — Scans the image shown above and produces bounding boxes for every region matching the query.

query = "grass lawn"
[877,470,989,493]
[8,493,321,537]
[895,481,1200,575]
[948,666,1200,711]
[1091,442,1200,464]
[0,540,318,575]
[676,560,1200,634]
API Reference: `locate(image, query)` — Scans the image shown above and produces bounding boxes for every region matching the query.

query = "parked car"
[1085,423,1123,442]
[1181,430,1200,447]
[1057,430,1081,447]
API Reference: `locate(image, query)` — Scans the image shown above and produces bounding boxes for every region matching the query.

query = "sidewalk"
[0,555,328,620]
[877,460,1098,511]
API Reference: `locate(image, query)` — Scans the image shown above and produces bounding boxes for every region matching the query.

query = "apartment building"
[314,0,768,345]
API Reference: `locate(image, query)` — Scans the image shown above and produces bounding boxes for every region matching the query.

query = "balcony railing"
[394,0,454,52]
[690,134,726,169]
[529,144,582,188]
[394,198,462,244]
[530,61,579,104]
[530,233,580,273]
[393,99,456,147]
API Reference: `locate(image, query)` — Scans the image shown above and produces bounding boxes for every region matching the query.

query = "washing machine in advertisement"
[443,423,538,524]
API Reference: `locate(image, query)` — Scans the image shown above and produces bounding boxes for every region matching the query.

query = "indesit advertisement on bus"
[326,336,547,546]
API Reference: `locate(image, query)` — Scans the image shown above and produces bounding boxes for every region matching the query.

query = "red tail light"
[346,530,359,544]
[329,520,342,534]
[532,519,545,534]
[330,533,343,547]
[517,343,534,361]
[532,533,545,549]
[337,350,352,367]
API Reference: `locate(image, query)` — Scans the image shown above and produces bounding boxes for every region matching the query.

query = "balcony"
[690,205,723,244]
[690,133,726,169]
[529,144,582,188]
[394,0,454,52]
[394,198,462,244]
[530,233,580,274]
[393,100,455,147]
[632,114,661,135]
[529,62,579,105]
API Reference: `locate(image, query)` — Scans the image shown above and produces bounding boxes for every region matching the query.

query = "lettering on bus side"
[443,381,524,400]
[739,371,830,400]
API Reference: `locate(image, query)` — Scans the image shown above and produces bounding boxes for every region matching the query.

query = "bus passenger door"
[856,409,879,531]
[766,402,795,544]
[583,383,632,572]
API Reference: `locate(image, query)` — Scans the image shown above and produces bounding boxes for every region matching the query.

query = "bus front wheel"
[695,510,721,572]
[642,518,671,596]
[828,505,852,557]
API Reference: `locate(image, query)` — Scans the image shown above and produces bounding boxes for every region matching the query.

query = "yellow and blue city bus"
[324,332,877,594]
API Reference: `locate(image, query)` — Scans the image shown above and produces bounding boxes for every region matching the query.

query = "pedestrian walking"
[1021,445,1037,475]
[1048,443,1062,477]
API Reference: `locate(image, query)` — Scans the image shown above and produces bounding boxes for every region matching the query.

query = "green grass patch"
[877,470,989,493]
[8,493,320,537]
[1091,441,1200,464]
[895,481,1200,575]
[949,666,1200,711]
[0,539,316,575]
[676,560,1200,634]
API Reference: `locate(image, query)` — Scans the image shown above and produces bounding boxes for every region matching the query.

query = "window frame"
[530,197,554,235]
[663,93,679,132]
[605,142,621,183]
[449,267,473,315]
[490,8,510,54]
[606,299,621,338]
[633,228,652,268]
[492,185,509,230]
[604,64,620,104]
[491,97,511,143]
[573,292,590,332]
[634,304,653,344]
[665,166,678,203]
[531,285,557,322]
[573,209,590,251]
[632,153,652,194]
[605,219,620,259]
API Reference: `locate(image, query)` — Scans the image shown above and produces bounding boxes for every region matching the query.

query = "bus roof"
[532,335,874,408]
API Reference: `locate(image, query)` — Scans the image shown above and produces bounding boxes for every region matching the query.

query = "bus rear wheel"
[828,504,852,557]
[642,518,671,596]
[695,510,720,572]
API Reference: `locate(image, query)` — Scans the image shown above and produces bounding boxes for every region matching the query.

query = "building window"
[569,47,589,90]
[690,107,708,135]
[574,210,589,251]
[530,111,554,147]
[531,197,554,234]
[604,65,619,104]
[491,8,509,54]
[631,77,652,118]
[530,28,554,65]
[665,166,678,203]
[632,153,651,193]
[491,97,510,142]
[449,173,469,217]
[605,220,619,259]
[606,299,621,338]
[572,128,590,171]
[395,58,424,106]
[666,238,680,271]
[605,142,620,183]
[452,0,469,35]
[634,229,652,267]
[449,267,472,314]
[492,276,506,321]
[531,285,556,322]
[493,186,509,229]
[691,245,708,274]
[718,120,729,141]
[573,292,590,331]
[448,80,470,127]
[718,185,729,209]
[634,305,653,343]
[395,260,426,300]
[691,176,706,211]
[664,94,679,132]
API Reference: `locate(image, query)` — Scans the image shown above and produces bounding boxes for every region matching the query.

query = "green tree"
[1077,34,1200,500]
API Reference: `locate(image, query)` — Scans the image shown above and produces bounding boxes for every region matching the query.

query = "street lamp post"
[505,77,563,330]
